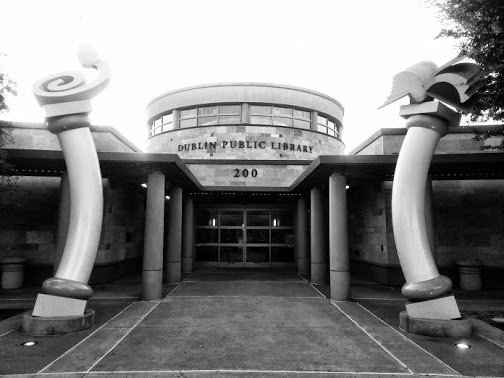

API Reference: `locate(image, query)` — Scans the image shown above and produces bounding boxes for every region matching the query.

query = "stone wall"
[350,126,503,156]
[145,125,343,160]
[0,177,60,264]
[0,177,145,284]
[4,123,140,152]
[98,181,146,265]
[187,164,307,188]
[433,180,504,267]
[348,184,388,266]
[352,180,504,287]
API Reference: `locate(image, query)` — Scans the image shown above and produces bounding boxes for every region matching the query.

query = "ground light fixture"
[165,196,170,200]
[141,183,147,188]
[21,341,38,347]
[454,342,471,349]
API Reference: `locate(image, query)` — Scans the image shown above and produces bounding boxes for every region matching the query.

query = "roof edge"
[147,82,345,114]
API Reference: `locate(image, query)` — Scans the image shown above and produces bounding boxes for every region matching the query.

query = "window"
[147,103,337,137]
[149,112,174,137]
[317,115,339,137]
[250,105,312,129]
[180,105,242,128]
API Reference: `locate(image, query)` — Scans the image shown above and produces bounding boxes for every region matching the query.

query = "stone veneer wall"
[348,185,388,264]
[0,178,146,285]
[353,180,504,288]
[432,180,504,285]
[352,126,502,156]
[89,181,145,283]
[0,177,60,265]
[145,125,343,160]
[5,124,139,152]
[187,164,306,188]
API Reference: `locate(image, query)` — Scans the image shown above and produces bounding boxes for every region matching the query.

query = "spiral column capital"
[32,44,111,118]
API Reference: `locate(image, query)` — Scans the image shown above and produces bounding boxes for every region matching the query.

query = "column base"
[23,308,95,336]
[330,270,351,301]
[182,257,193,274]
[165,262,181,284]
[399,310,472,337]
[311,262,327,285]
[297,257,310,274]
[42,277,93,300]
[401,275,452,301]
[142,269,163,300]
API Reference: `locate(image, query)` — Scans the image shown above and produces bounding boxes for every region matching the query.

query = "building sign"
[178,140,314,153]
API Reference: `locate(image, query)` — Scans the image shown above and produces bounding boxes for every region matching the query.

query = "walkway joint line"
[0,328,17,338]
[76,369,424,375]
[297,273,327,299]
[85,301,162,373]
[474,331,504,350]
[331,301,413,375]
[355,302,461,375]
[37,302,136,374]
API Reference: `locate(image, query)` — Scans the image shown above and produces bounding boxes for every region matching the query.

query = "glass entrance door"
[195,207,295,268]
[219,210,244,267]
[245,210,270,267]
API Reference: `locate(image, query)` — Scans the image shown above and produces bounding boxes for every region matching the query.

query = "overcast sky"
[0,0,461,152]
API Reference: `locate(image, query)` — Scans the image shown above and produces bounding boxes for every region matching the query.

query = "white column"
[329,173,350,301]
[182,197,194,274]
[142,172,165,300]
[296,197,309,274]
[310,187,327,284]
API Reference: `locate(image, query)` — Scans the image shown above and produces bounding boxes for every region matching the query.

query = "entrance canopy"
[6,149,504,193]
[5,149,202,191]
[290,153,504,192]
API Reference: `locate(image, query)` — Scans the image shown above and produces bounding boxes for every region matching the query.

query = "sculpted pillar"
[24,44,111,335]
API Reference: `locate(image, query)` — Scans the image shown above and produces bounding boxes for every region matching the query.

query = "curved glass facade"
[148,103,340,139]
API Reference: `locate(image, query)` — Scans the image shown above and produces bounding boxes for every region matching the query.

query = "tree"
[431,0,504,123]
[0,53,18,193]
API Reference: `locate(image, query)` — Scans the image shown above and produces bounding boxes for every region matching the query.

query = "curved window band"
[148,105,339,138]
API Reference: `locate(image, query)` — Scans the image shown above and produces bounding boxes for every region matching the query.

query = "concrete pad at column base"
[22,308,95,336]
[399,310,472,337]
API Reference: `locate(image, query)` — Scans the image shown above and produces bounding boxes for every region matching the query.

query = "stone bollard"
[1,257,27,289]
[456,259,483,291]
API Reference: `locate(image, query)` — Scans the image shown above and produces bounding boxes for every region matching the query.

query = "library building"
[2,82,504,292]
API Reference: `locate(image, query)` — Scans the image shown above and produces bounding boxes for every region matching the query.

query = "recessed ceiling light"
[21,341,38,347]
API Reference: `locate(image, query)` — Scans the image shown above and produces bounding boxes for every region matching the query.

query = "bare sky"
[0,0,460,152]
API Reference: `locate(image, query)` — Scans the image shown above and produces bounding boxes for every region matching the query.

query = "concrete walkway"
[1,269,504,377]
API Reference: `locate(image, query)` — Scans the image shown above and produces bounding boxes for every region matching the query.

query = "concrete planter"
[456,259,483,291]
[1,257,27,289]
